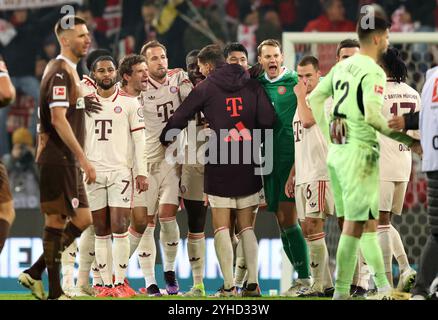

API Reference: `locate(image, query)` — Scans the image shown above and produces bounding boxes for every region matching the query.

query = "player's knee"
[378,211,391,225]
[305,218,323,235]
[131,222,147,234]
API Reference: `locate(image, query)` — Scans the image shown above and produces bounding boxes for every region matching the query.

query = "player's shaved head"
[54,15,87,38]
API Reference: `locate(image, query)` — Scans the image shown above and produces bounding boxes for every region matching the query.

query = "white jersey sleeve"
[379,81,421,181]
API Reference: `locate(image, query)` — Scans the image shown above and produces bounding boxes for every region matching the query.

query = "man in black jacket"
[160,44,275,297]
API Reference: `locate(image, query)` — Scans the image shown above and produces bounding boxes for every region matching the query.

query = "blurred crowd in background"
[0,0,437,208]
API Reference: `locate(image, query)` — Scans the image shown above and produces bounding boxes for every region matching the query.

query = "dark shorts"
[0,163,13,204]
[264,161,295,213]
[39,164,88,217]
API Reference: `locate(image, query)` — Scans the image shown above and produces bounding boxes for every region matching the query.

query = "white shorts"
[208,192,260,209]
[379,181,408,215]
[180,164,204,201]
[85,169,133,211]
[133,160,180,215]
[295,181,334,221]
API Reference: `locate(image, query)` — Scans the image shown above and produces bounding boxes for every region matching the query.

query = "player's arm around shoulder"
[176,69,194,102]
[254,80,276,129]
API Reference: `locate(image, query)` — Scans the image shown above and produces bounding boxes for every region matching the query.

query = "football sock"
[106,237,113,278]
[308,232,332,291]
[234,237,247,287]
[187,232,205,286]
[240,227,259,285]
[159,217,180,272]
[138,224,157,286]
[128,226,142,258]
[43,227,63,299]
[77,225,96,287]
[280,231,295,266]
[357,249,371,290]
[284,224,311,279]
[61,240,77,289]
[95,235,112,286]
[360,232,390,290]
[91,260,102,286]
[113,232,129,285]
[377,224,393,285]
[214,227,234,289]
[389,224,410,272]
[335,234,360,296]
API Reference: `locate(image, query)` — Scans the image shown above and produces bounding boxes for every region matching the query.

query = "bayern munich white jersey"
[81,75,97,96]
[84,87,146,173]
[140,69,193,163]
[379,81,421,182]
[293,97,329,185]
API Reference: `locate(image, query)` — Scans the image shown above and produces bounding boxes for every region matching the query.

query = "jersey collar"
[148,75,168,89]
[264,66,288,83]
[57,54,77,70]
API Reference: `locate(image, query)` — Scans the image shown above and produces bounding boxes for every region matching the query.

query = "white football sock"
[377,224,393,286]
[187,232,205,286]
[240,227,259,285]
[138,224,157,286]
[389,224,410,272]
[95,235,112,286]
[61,240,77,289]
[77,225,95,287]
[214,227,234,289]
[159,217,180,272]
[357,249,370,290]
[128,227,142,258]
[113,232,130,285]
[234,237,246,287]
[308,233,332,292]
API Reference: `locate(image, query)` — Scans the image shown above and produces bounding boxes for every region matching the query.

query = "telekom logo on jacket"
[226,97,243,117]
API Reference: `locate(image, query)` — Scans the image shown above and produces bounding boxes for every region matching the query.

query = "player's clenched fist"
[136,175,148,193]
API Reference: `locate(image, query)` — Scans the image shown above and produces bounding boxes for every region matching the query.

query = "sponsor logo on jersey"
[122,197,130,203]
[374,85,384,95]
[432,78,438,103]
[309,202,317,208]
[114,106,122,114]
[53,86,66,100]
[55,73,64,80]
[148,95,155,100]
[137,108,144,118]
[277,86,286,95]
[170,86,179,94]
[71,197,79,209]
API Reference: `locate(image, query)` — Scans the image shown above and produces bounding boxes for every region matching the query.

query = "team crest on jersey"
[137,108,144,118]
[114,106,122,114]
[76,97,85,109]
[277,86,286,95]
[71,198,79,209]
[432,78,438,103]
[170,86,179,94]
[53,86,66,100]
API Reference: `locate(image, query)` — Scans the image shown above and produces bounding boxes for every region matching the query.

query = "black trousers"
[412,171,438,297]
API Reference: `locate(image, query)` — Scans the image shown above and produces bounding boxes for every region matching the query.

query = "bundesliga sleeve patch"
[374,85,384,95]
[432,78,438,103]
[53,86,67,100]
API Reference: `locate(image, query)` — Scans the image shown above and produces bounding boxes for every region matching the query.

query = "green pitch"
[0,293,331,300]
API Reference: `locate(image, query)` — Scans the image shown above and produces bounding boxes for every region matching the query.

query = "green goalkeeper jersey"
[258,67,298,162]
[308,54,414,148]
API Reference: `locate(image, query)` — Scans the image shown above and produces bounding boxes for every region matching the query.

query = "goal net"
[279,32,438,292]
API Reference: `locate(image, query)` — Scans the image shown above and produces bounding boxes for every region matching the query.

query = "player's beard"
[97,78,116,90]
